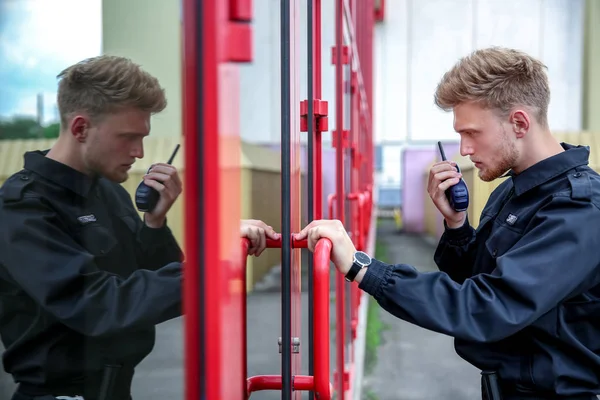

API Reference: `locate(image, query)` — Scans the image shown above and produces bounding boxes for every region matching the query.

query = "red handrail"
[347,192,365,251]
[242,237,332,399]
[266,236,308,249]
[247,375,334,394]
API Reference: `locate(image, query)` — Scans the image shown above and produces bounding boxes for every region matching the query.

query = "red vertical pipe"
[202,0,221,394]
[367,0,373,195]
[349,0,360,353]
[357,0,365,194]
[335,0,344,225]
[349,0,358,248]
[241,240,249,399]
[371,0,376,192]
[181,1,200,399]
[335,0,346,398]
[314,0,323,220]
[363,0,369,195]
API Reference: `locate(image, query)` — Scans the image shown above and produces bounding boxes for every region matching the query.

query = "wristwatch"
[345,251,372,282]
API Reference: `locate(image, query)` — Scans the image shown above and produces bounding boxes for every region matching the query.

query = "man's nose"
[132,144,144,159]
[460,141,474,157]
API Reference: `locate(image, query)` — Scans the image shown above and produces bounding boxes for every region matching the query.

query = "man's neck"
[513,130,564,174]
[46,137,89,175]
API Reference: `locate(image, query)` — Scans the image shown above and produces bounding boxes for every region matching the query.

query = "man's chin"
[478,169,498,182]
[104,171,129,183]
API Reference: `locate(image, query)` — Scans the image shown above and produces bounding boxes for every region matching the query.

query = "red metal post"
[182,0,251,398]
[334,0,347,397]
[315,0,324,220]
[241,240,250,399]
[181,2,200,398]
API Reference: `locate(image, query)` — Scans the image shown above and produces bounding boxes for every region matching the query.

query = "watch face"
[355,251,371,266]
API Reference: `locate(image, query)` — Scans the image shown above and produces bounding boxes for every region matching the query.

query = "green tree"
[43,123,60,138]
[0,118,60,140]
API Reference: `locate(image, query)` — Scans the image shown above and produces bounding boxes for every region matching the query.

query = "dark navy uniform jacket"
[0,151,183,399]
[359,143,600,398]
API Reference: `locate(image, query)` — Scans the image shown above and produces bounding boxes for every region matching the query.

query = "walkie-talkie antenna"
[167,144,180,164]
[437,141,447,161]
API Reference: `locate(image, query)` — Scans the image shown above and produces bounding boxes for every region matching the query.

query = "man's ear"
[510,109,530,139]
[70,115,90,142]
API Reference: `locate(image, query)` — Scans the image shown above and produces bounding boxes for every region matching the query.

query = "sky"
[0,0,102,124]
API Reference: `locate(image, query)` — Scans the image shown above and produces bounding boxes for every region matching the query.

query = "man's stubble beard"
[83,143,128,183]
[478,134,518,182]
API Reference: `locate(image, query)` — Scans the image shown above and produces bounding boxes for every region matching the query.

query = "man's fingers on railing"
[294,227,308,241]
[256,228,267,257]
[249,228,262,255]
[296,219,327,241]
[265,226,280,240]
[308,227,323,252]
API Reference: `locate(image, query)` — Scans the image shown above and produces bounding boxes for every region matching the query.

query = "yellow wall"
[102,0,182,139]
[583,0,600,131]
[423,132,600,238]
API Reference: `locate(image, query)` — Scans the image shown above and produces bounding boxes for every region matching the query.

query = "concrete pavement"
[361,220,481,399]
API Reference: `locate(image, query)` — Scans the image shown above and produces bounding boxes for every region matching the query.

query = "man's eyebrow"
[455,127,479,133]
[120,132,149,136]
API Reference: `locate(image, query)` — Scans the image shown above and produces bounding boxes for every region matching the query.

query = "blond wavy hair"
[434,47,550,127]
[56,55,167,126]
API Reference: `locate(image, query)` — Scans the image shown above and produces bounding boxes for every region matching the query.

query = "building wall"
[401,143,459,233]
[376,0,585,148]
[102,0,182,139]
[583,0,600,130]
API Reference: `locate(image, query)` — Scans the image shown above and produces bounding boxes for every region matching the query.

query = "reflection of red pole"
[243,237,332,400]
[315,0,323,221]
[347,193,365,251]
[241,239,250,399]
[327,194,336,219]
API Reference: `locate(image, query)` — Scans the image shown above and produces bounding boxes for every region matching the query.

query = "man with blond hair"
[298,47,600,399]
[0,55,277,400]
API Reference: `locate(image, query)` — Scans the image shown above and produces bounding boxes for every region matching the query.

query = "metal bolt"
[278,337,301,353]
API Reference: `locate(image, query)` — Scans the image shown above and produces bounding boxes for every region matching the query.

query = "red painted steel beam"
[315,0,324,220]
[181,1,201,398]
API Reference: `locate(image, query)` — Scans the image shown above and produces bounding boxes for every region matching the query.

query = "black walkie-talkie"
[135,144,180,212]
[437,141,469,212]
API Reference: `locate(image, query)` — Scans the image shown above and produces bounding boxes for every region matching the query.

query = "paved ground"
[362,220,481,400]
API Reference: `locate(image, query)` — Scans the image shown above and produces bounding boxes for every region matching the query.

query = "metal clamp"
[278,337,300,354]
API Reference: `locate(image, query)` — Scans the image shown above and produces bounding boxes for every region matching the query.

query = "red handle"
[313,238,333,398]
[265,236,308,248]
[246,375,333,396]
[243,237,332,399]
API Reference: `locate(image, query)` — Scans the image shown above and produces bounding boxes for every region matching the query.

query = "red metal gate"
[181,0,378,399]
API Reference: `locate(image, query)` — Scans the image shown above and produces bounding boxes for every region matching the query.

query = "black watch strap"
[345,251,372,282]
[345,262,363,282]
